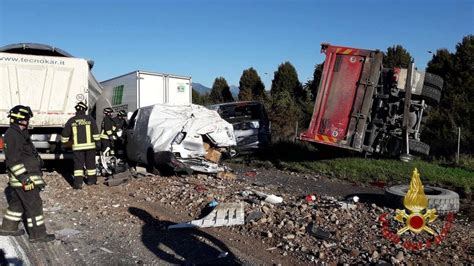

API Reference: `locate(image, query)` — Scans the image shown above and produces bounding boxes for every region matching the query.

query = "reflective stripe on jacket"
[62,114,99,151]
[101,116,117,140]
[8,174,45,188]
[4,124,42,178]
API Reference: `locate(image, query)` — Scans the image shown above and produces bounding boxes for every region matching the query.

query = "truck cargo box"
[96,70,192,126]
[300,44,383,152]
[0,52,90,126]
[0,43,103,162]
[300,43,442,158]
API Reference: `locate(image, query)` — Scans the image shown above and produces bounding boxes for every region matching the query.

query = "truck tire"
[384,185,459,215]
[408,139,430,156]
[420,73,443,105]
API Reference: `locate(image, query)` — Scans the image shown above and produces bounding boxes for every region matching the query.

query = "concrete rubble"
[5,164,470,265]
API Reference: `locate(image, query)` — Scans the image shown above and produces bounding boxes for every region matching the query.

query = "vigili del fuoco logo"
[378,169,455,251]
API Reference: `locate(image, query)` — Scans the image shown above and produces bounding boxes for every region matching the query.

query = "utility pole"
[456,127,461,165]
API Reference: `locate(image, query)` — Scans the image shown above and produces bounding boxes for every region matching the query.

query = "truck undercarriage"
[300,44,443,159]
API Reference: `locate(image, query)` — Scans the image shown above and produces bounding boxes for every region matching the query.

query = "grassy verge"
[235,142,473,195]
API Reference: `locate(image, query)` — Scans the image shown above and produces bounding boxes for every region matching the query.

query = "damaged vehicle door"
[208,101,271,151]
[125,104,236,174]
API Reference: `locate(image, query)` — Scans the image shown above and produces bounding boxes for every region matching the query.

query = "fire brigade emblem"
[394,168,438,235]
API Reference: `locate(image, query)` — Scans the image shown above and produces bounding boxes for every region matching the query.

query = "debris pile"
[13,166,473,264]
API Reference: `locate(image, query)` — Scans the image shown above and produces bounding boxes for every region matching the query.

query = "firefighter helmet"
[8,105,33,125]
[103,107,113,116]
[75,101,88,111]
[117,110,127,117]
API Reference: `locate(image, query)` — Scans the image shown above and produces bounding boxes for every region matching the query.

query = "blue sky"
[0,0,472,89]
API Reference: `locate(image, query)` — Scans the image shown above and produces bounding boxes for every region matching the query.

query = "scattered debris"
[100,247,114,254]
[338,201,357,210]
[245,210,264,223]
[264,194,283,204]
[254,191,283,204]
[204,143,222,163]
[244,170,258,177]
[216,171,236,180]
[307,223,331,240]
[263,231,273,238]
[20,162,471,265]
[168,202,245,229]
[194,184,208,193]
[240,190,253,197]
[305,194,317,202]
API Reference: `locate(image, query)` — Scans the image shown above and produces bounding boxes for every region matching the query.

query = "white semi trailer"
[0,43,102,168]
[96,70,192,126]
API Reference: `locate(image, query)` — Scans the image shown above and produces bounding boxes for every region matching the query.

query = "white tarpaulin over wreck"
[147,104,236,157]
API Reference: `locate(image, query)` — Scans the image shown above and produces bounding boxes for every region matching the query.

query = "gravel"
[0,163,471,265]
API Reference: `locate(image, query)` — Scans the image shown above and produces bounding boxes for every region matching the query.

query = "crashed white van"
[125,104,236,174]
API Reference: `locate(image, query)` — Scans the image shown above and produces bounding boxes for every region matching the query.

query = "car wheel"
[385,185,459,215]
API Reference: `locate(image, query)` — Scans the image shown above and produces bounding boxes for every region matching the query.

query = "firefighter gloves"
[21,177,35,191]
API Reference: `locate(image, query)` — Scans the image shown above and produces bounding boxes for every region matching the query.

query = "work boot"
[0,219,25,236]
[73,175,84,189]
[29,224,55,243]
[86,175,97,185]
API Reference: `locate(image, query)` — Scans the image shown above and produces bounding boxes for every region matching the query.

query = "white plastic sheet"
[146,104,236,158]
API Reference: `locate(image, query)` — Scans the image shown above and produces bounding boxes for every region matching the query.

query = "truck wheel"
[408,139,430,156]
[420,73,443,105]
[384,185,459,215]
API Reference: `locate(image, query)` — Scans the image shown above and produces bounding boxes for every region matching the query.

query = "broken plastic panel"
[168,202,245,229]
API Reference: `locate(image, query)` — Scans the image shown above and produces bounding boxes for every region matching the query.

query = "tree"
[192,89,202,104]
[192,89,211,105]
[209,77,234,104]
[298,63,325,129]
[383,45,412,68]
[269,62,302,141]
[271,62,303,99]
[423,35,474,157]
[238,67,265,102]
[309,62,324,101]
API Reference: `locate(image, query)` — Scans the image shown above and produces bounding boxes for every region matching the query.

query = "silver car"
[208,101,271,151]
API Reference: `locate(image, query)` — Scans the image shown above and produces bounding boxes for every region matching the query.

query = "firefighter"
[100,107,117,156]
[114,110,128,157]
[115,110,128,131]
[61,102,100,189]
[0,105,55,242]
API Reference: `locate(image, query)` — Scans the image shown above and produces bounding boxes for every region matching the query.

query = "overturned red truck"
[300,44,443,158]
